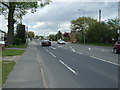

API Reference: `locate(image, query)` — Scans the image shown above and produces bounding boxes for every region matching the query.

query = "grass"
[2,49,25,57]
[0,61,16,86]
[73,42,114,47]
[8,43,28,48]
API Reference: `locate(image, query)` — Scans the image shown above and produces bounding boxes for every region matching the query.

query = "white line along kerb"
[90,56,119,66]
[59,60,78,75]
[49,52,56,58]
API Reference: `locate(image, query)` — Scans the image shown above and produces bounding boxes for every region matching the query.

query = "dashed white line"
[49,52,56,58]
[90,56,119,66]
[88,47,91,51]
[78,52,83,54]
[70,47,75,52]
[51,46,56,50]
[72,49,75,52]
[101,50,109,52]
[59,60,78,75]
[45,49,49,52]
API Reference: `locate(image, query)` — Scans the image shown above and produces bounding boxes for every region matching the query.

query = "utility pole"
[78,9,86,44]
[99,9,101,22]
[118,1,120,42]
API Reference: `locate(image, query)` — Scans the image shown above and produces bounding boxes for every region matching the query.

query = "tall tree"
[28,31,35,40]
[0,0,50,45]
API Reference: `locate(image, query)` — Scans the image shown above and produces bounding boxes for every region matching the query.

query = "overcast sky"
[0,1,119,36]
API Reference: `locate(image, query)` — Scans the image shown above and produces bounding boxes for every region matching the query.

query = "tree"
[16,24,26,44]
[107,18,120,41]
[28,31,35,40]
[63,32,70,41]
[71,17,97,43]
[49,34,57,41]
[0,0,50,45]
[57,31,62,40]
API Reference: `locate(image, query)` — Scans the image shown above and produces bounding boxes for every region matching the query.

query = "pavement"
[3,42,44,88]
[2,40,120,88]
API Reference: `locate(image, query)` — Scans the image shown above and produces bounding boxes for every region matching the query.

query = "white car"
[57,40,65,44]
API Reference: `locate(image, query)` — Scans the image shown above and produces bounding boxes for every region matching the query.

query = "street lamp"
[118,29,120,41]
[78,9,86,44]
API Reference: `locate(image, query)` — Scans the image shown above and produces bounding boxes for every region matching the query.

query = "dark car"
[41,40,51,46]
[113,41,120,54]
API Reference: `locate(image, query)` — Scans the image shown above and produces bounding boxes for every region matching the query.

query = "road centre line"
[45,49,49,52]
[70,46,75,52]
[51,46,56,50]
[72,49,75,52]
[90,56,119,66]
[78,52,83,54]
[88,47,91,51]
[59,60,78,75]
[49,52,56,58]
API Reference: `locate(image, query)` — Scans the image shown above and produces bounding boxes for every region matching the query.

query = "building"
[0,29,6,41]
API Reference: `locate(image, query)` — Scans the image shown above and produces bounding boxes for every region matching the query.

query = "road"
[32,39,119,88]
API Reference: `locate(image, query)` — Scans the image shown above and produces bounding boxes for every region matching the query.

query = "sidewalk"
[3,46,44,88]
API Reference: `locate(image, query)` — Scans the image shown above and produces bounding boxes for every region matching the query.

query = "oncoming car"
[41,40,51,46]
[57,40,65,44]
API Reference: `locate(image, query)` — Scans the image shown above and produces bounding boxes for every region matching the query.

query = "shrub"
[13,38,22,45]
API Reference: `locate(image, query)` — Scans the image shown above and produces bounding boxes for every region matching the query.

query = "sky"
[0,0,119,36]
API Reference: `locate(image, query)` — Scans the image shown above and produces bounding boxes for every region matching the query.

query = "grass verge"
[2,49,25,57]
[0,61,16,86]
[8,43,28,48]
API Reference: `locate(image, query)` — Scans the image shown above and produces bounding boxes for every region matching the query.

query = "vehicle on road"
[41,40,51,46]
[57,40,65,44]
[113,41,120,54]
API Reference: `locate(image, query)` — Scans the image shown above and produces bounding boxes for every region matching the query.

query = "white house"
[0,29,6,41]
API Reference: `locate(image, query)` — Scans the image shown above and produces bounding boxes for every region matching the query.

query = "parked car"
[41,40,51,46]
[113,41,120,54]
[57,40,65,44]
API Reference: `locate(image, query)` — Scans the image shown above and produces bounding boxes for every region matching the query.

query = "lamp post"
[78,9,86,44]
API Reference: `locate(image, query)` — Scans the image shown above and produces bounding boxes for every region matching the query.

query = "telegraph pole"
[118,1,120,42]
[99,9,101,22]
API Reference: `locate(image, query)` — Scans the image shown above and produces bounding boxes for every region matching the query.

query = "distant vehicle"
[57,40,65,44]
[41,40,51,46]
[113,41,120,54]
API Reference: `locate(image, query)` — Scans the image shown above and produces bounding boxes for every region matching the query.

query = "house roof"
[0,29,6,33]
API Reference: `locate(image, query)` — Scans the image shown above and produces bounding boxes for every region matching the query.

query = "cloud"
[0,1,118,36]
[0,15,7,32]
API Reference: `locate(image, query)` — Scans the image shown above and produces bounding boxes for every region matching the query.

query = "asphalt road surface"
[32,39,119,88]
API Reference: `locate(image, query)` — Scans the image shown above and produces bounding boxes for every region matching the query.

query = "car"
[57,40,65,44]
[41,40,51,46]
[113,41,120,54]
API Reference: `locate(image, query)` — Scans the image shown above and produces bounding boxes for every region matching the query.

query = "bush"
[13,38,22,45]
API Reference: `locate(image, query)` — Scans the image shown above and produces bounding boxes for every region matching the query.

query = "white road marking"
[51,46,56,50]
[59,60,78,75]
[45,49,49,52]
[72,49,75,52]
[78,52,83,54]
[101,50,109,52]
[88,47,91,51]
[49,52,56,58]
[70,47,75,52]
[90,56,119,66]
